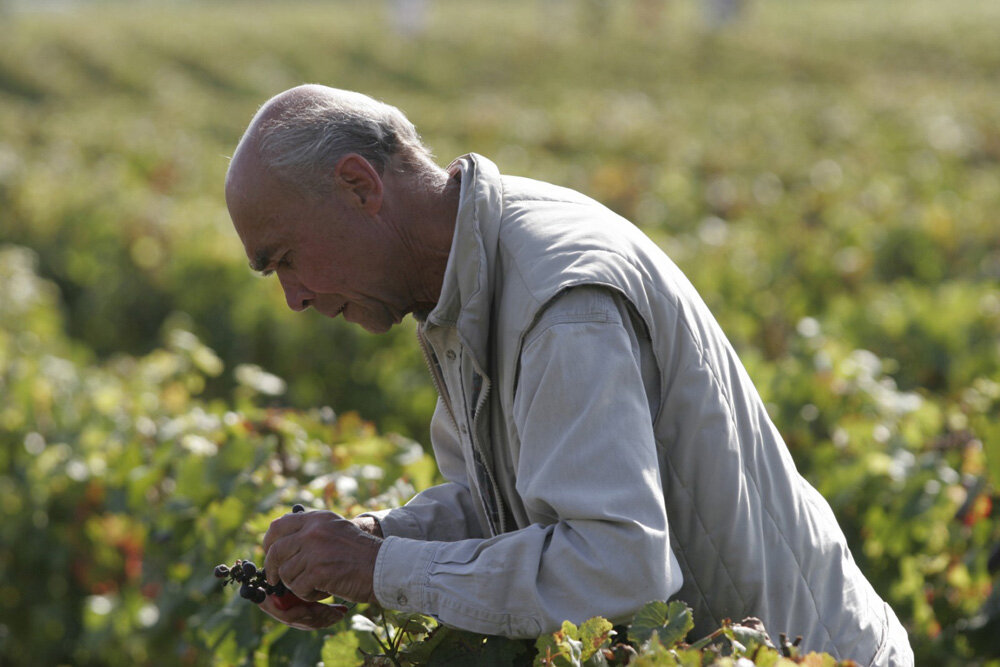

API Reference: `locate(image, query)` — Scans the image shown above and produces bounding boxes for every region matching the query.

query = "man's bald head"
[228,84,434,197]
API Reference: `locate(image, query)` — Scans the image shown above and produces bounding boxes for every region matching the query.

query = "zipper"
[417,323,509,535]
[468,372,509,535]
[416,324,459,432]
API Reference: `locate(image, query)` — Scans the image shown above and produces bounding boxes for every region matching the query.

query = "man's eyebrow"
[249,246,277,275]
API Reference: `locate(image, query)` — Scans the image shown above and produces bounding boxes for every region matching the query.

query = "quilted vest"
[421,154,905,662]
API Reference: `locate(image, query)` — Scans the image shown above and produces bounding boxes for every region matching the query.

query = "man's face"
[225,159,412,334]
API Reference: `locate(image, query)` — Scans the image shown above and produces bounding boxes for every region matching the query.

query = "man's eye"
[278,253,292,268]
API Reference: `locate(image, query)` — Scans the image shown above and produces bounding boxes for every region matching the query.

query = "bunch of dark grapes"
[213,559,293,604]
[213,504,307,607]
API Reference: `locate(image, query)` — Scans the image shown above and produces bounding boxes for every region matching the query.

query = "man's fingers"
[261,509,365,597]
[258,596,348,630]
[276,552,313,598]
[262,512,308,554]
[273,551,330,602]
[286,602,348,630]
[299,589,333,603]
[263,509,348,554]
[263,534,301,586]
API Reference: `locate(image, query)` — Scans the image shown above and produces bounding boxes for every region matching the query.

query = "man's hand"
[257,595,350,631]
[262,510,383,608]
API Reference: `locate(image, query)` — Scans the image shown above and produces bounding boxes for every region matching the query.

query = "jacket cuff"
[373,536,440,612]
[359,508,425,540]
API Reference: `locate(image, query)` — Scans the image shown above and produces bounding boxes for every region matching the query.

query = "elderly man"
[224,84,913,664]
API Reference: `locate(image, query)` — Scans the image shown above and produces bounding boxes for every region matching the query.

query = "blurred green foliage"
[1,0,999,664]
[0,246,438,665]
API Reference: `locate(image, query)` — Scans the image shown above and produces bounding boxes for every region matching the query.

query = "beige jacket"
[369,154,913,665]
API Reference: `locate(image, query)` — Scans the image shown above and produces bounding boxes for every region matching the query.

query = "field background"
[1,0,999,664]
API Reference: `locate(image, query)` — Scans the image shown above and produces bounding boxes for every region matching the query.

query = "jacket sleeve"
[371,287,683,637]
[363,397,487,542]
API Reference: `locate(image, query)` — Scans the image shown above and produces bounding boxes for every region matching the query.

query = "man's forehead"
[238,211,284,273]
[226,153,267,202]
[227,156,279,224]
[227,180,283,272]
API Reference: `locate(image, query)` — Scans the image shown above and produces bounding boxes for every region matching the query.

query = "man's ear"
[334,154,383,214]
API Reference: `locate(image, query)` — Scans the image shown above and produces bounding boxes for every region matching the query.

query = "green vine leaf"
[322,631,361,666]
[398,625,489,666]
[577,617,614,662]
[730,617,775,654]
[267,629,325,667]
[630,600,694,648]
[534,620,584,666]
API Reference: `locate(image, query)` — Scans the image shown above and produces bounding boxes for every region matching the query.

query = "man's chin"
[360,313,405,334]
[359,320,393,334]
[344,306,400,334]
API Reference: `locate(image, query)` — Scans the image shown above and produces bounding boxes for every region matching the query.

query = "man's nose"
[278,272,315,312]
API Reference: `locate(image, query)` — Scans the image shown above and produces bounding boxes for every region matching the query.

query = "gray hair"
[250,87,433,194]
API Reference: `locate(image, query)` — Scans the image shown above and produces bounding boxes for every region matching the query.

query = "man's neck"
[382,165,459,312]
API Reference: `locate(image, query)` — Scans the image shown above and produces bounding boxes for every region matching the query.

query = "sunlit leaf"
[631,600,694,648]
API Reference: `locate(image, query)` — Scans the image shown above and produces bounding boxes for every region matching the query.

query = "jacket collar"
[425,154,503,374]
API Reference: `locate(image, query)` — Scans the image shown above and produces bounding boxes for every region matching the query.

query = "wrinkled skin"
[259,511,383,630]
